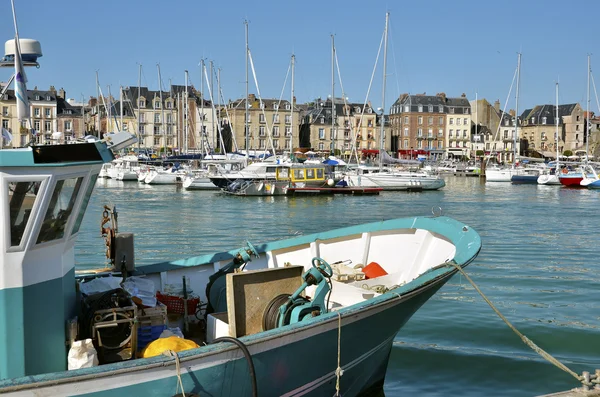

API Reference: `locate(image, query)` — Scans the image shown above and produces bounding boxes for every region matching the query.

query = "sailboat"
[537,83,563,185]
[486,53,523,183]
[343,13,445,191]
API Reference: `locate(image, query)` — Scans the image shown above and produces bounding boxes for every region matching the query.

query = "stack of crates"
[136,302,167,354]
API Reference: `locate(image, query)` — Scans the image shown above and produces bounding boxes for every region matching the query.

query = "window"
[531,117,536,124]
[166,101,172,109]
[167,137,173,146]
[35,95,40,101]
[259,139,265,149]
[140,114,145,123]
[417,140,423,149]
[272,103,278,110]
[122,122,128,131]
[45,108,51,117]
[273,139,279,149]
[138,99,145,108]
[449,129,453,137]
[37,177,84,244]
[428,117,433,125]
[330,128,337,140]
[273,126,280,136]
[318,142,325,151]
[285,103,291,110]
[46,95,51,101]
[259,126,266,136]
[285,114,291,124]
[404,116,409,124]
[285,139,291,148]
[438,140,443,149]
[2,106,8,116]
[8,180,42,246]
[404,127,409,136]
[259,114,266,123]
[463,130,468,137]
[428,128,433,138]
[438,129,443,137]
[246,114,251,123]
[576,124,580,131]
[457,118,462,126]
[72,175,98,234]
[417,128,423,137]
[153,137,161,146]
[154,113,160,123]
[285,126,292,136]
[464,108,469,114]
[463,118,468,125]
[64,121,72,131]
[418,116,423,125]
[319,128,325,139]
[34,108,40,117]
[404,105,409,112]
[403,139,408,148]
[418,105,423,112]
[320,117,325,124]
[273,114,280,123]
[439,106,443,112]
[449,107,455,114]
[139,125,145,134]
[44,121,51,132]
[439,117,443,125]
[154,101,161,109]
[34,121,40,132]
[153,126,160,134]
[428,105,433,112]
[449,118,454,125]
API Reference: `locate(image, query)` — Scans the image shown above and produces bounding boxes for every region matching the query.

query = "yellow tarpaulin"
[141,336,199,358]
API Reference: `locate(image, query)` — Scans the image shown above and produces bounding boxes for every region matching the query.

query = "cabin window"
[278,168,289,179]
[8,181,42,247]
[72,175,98,235]
[293,169,305,180]
[316,169,324,179]
[306,169,315,179]
[36,177,84,244]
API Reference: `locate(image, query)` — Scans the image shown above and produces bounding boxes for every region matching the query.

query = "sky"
[3,0,600,114]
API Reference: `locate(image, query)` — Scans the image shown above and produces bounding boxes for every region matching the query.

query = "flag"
[1,128,12,143]
[14,37,30,121]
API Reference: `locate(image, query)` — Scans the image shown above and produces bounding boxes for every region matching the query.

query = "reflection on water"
[77,176,600,397]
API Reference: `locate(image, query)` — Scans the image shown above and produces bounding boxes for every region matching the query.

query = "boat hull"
[346,173,445,191]
[0,267,454,397]
[559,174,584,187]
[511,175,539,184]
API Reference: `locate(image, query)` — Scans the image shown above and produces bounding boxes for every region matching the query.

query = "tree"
[563,149,573,157]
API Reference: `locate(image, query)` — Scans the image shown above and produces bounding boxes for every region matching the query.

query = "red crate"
[156,292,200,315]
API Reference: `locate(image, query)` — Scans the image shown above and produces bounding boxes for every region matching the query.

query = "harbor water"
[77,176,600,397]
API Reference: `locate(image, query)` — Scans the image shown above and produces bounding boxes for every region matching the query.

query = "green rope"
[447,261,583,384]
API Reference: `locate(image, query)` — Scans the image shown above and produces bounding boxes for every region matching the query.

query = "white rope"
[334,312,344,396]
[446,261,583,384]
[163,350,186,397]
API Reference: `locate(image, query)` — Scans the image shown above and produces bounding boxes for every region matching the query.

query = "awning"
[539,151,557,158]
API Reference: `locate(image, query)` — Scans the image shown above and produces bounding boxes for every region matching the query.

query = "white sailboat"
[486,53,523,182]
[537,82,562,185]
[344,13,445,191]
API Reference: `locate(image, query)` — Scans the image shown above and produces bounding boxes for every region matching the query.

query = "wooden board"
[226,266,304,337]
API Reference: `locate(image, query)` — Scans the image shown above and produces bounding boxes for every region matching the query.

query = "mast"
[331,34,335,156]
[119,85,123,132]
[290,54,295,156]
[185,69,189,155]
[107,85,112,133]
[514,53,521,166]
[379,12,389,172]
[95,71,100,138]
[586,54,591,162]
[210,60,215,152]
[245,20,249,156]
[137,64,141,153]
[200,59,206,154]
[217,67,222,154]
[157,64,166,156]
[556,82,559,166]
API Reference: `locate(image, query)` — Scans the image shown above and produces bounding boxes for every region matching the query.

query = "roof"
[520,103,578,125]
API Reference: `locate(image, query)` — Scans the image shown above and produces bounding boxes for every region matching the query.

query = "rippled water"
[77,176,600,397]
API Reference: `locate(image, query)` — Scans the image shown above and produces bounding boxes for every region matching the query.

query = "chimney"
[494,100,500,112]
[49,85,56,93]
[58,88,66,99]
[436,92,447,101]
[248,93,256,102]
[509,109,515,117]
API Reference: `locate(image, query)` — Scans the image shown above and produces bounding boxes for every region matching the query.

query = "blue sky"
[3,0,599,114]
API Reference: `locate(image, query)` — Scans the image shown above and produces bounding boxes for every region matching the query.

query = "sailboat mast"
[586,54,591,161]
[119,85,123,132]
[290,54,295,156]
[200,60,206,154]
[556,82,559,165]
[244,20,250,156]
[107,85,112,133]
[96,71,100,138]
[157,64,166,156]
[185,69,189,155]
[379,12,389,172]
[514,53,521,166]
[331,35,335,156]
[137,64,141,153]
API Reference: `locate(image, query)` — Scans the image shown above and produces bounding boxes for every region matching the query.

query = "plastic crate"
[156,292,200,315]
[137,324,167,352]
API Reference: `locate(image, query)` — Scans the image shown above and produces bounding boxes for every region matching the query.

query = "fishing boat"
[0,10,483,396]
[537,83,563,185]
[0,136,481,396]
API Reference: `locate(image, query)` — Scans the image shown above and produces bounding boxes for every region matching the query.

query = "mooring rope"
[334,312,344,397]
[163,350,186,397]
[446,261,592,387]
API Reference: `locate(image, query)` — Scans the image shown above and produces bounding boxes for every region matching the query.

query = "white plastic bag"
[79,275,122,295]
[122,276,156,307]
[68,339,99,370]
[159,327,184,339]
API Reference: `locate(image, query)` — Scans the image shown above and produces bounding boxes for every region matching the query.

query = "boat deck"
[286,187,382,196]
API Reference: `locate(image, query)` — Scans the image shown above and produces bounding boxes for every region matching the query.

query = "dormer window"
[138,99,145,108]
[260,102,265,109]
[367,107,372,114]
[285,103,290,110]
[35,95,40,101]
[464,108,469,114]
[428,105,433,112]
[46,95,51,101]
[320,117,325,124]
[166,101,172,109]
[439,105,443,112]
[272,103,278,110]
[418,105,423,112]
[542,117,547,124]
[154,101,161,109]
[531,117,536,124]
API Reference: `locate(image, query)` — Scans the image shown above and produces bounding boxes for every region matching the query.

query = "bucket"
[362,262,388,279]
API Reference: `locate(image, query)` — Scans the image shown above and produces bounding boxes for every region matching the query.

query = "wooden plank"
[226,266,304,337]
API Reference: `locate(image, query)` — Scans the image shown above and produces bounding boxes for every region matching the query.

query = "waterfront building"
[298,97,384,157]
[471,99,520,163]
[519,103,583,157]
[390,93,470,160]
[224,93,299,154]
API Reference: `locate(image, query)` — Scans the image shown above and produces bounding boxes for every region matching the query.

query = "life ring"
[561,168,568,174]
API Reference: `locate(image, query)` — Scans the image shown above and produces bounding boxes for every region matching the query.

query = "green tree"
[563,150,573,157]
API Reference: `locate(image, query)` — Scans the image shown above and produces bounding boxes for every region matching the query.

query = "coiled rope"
[447,260,599,389]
